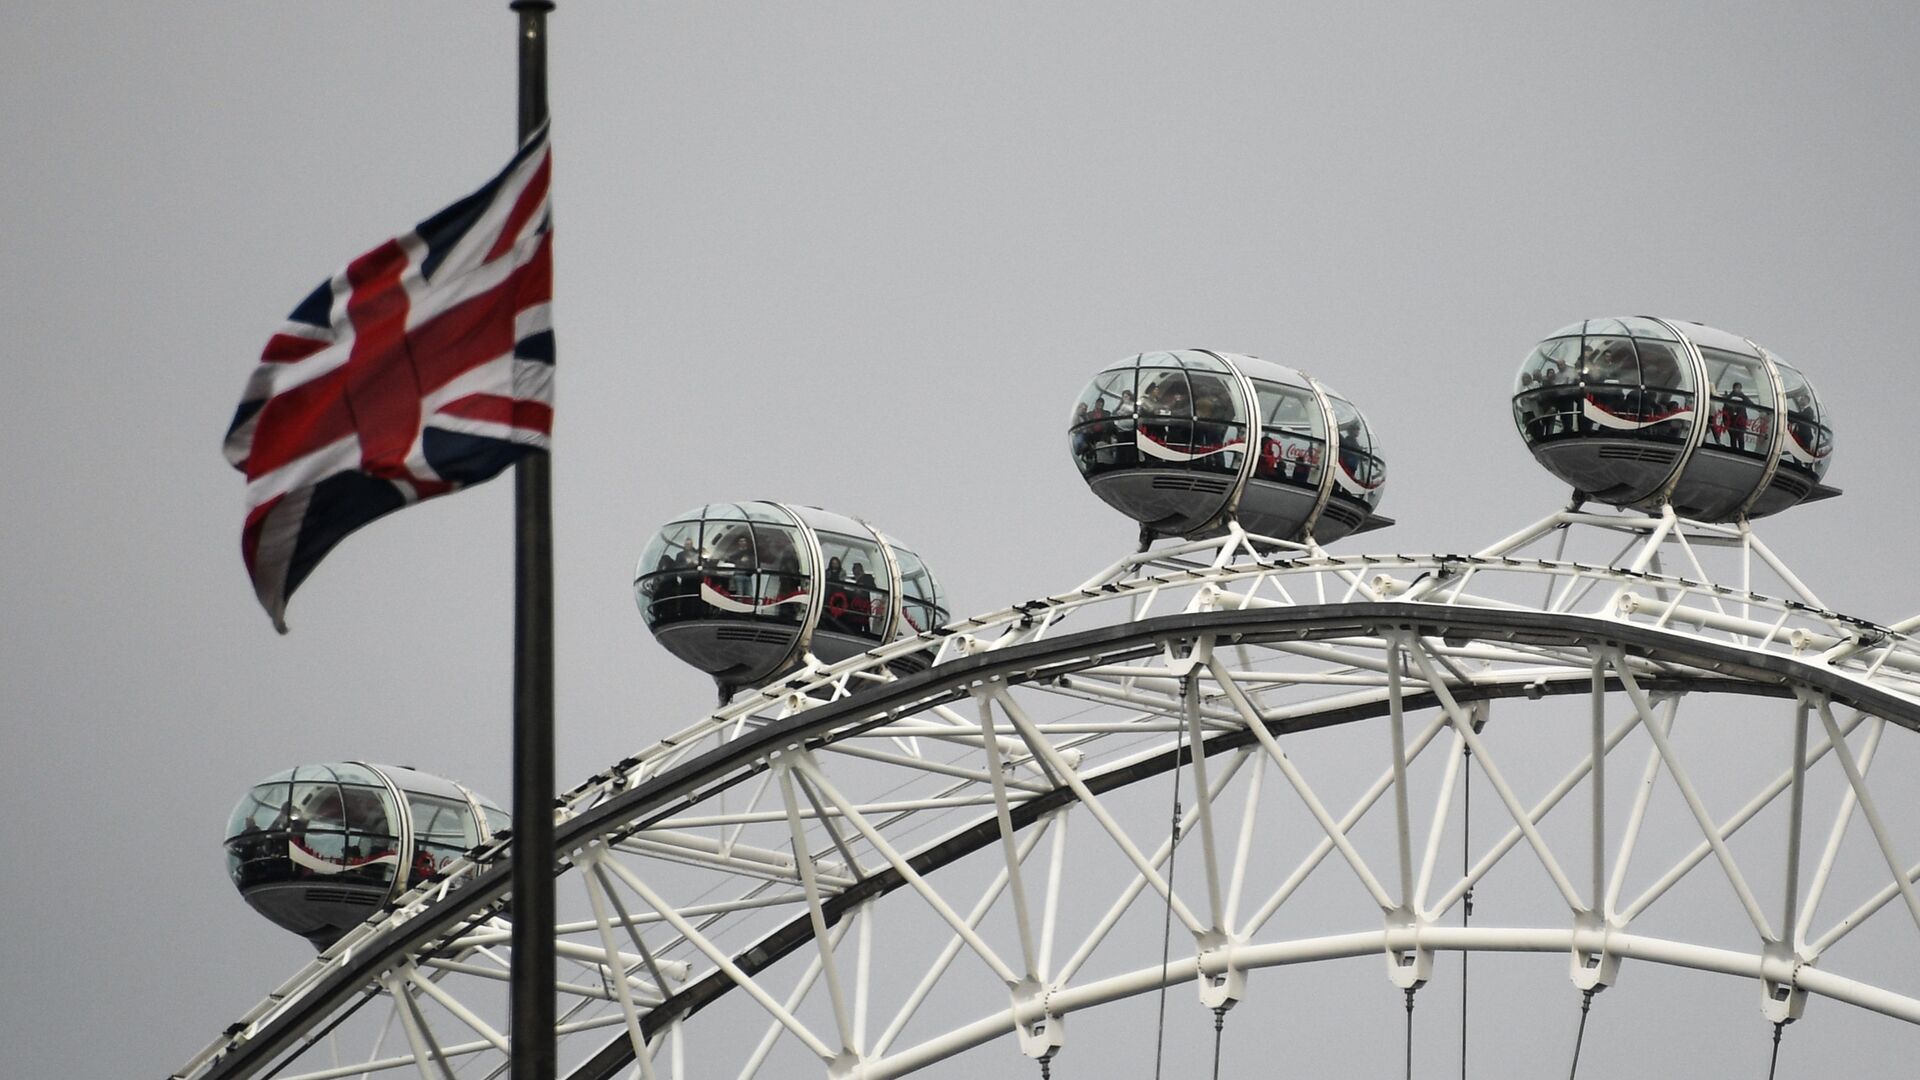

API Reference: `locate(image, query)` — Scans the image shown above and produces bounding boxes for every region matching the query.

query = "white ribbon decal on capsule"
[700,579,810,614]
[1135,427,1245,462]
[286,838,400,875]
[1581,394,1694,431]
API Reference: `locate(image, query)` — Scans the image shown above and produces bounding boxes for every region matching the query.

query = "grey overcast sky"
[6,2,1920,1076]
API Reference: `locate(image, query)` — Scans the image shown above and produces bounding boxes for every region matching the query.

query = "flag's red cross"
[228,125,554,630]
[244,153,554,495]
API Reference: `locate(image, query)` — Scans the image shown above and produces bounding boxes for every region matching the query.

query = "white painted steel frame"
[174,511,1920,1080]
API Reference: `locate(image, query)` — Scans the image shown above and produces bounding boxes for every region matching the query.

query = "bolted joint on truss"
[1760,943,1809,1025]
[1196,934,1245,1011]
[1791,683,1829,709]
[1012,978,1066,1060]
[1384,910,1434,990]
[1569,911,1621,993]
[1386,944,1434,990]
[1157,634,1215,677]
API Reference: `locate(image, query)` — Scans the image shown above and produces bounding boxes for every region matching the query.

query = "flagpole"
[509,4,557,1079]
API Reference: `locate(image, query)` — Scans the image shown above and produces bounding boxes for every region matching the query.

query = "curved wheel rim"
[177,531,1920,1080]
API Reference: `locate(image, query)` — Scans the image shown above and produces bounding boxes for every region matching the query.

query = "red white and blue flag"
[225,125,554,631]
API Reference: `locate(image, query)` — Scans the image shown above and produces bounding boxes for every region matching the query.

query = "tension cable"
[1565,987,1596,1079]
[1460,742,1473,1080]
[1765,1021,1785,1080]
[1209,1005,1228,1080]
[1150,711,1186,1080]
[1404,987,1418,1080]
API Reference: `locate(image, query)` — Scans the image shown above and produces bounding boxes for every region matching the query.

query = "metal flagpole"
[509,3,556,1079]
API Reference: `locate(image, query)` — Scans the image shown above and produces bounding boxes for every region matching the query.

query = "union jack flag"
[225,125,554,631]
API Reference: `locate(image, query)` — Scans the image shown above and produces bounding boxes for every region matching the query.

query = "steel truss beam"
[177,523,1920,1080]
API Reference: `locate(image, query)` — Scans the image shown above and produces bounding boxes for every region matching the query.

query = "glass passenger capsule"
[634,502,949,697]
[1068,350,1391,542]
[1512,317,1837,521]
[224,763,505,949]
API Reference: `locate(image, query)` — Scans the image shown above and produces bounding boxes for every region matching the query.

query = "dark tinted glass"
[1251,380,1325,488]
[817,532,889,642]
[1700,348,1775,459]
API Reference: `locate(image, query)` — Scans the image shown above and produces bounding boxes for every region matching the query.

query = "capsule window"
[1128,367,1193,469]
[1617,316,1679,341]
[1772,361,1833,478]
[480,804,511,840]
[1581,337,1638,388]
[1326,393,1385,508]
[1188,373,1246,474]
[1136,367,1247,476]
[753,525,809,609]
[1176,350,1233,373]
[1070,366,1140,479]
[1699,348,1776,458]
[1578,337,1692,445]
[1628,340,1695,444]
[732,502,792,524]
[1072,366,1135,423]
[1634,340,1689,390]
[817,532,890,642]
[636,520,702,627]
[284,781,400,888]
[700,520,756,569]
[1513,338,1582,445]
[1515,332,1694,447]
[407,791,479,882]
[892,546,946,633]
[1251,380,1325,487]
[226,783,297,887]
[687,520,809,625]
[1138,367,1192,417]
[228,782,292,840]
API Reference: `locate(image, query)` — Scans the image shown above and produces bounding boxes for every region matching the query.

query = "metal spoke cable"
[1404,987,1417,1080]
[1766,1022,1785,1080]
[1209,1006,1227,1080]
[1150,716,1186,1080]
[1461,744,1472,1080]
[1565,988,1596,1080]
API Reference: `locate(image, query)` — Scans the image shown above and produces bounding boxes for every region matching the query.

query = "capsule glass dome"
[1068,350,1390,542]
[224,763,504,949]
[1511,317,1836,521]
[635,502,949,696]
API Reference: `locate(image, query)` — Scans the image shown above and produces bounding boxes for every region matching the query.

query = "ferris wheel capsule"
[1512,316,1839,520]
[634,502,949,698]
[1068,350,1392,543]
[223,762,505,949]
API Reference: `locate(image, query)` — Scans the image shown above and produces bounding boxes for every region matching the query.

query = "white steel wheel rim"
[176,526,1920,1080]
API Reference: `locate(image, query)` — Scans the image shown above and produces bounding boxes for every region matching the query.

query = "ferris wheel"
[175,328,1920,1080]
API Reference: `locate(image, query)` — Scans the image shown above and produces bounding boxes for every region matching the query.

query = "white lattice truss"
[175,507,1920,1080]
